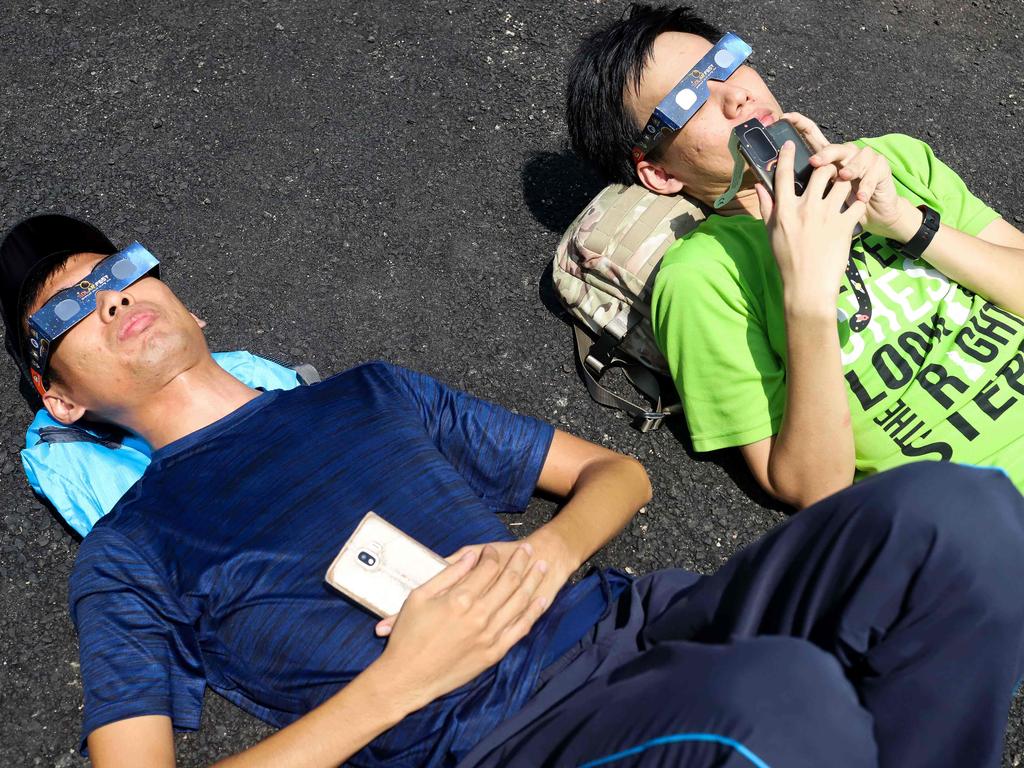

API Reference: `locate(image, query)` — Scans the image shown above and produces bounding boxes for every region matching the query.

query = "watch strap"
[899,204,941,259]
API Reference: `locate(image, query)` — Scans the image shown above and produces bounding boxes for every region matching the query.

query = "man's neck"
[124,358,262,451]
[695,185,762,219]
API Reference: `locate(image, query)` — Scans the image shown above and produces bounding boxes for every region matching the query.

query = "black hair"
[566,4,723,185]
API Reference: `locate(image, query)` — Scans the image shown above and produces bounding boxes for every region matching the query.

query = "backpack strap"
[291,363,321,385]
[35,425,124,449]
[251,350,322,386]
[573,325,681,433]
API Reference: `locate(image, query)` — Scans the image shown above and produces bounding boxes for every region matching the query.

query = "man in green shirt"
[566,4,1024,506]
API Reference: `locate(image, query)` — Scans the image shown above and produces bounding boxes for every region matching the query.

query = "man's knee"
[694,638,877,767]
[851,463,1024,617]
[704,637,855,717]
[849,462,1024,554]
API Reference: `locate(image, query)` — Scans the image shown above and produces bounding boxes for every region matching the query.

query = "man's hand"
[755,141,867,314]
[375,535,573,639]
[373,544,549,710]
[447,530,576,613]
[784,111,915,241]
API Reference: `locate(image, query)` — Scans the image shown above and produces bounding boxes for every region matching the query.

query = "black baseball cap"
[0,214,117,388]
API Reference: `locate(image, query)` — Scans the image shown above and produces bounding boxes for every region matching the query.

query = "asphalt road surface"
[1,0,1022,765]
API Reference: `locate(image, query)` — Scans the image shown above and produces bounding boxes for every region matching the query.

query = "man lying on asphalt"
[565,4,1024,508]
[3,214,1024,768]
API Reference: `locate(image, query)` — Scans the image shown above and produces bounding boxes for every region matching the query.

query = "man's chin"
[127,332,202,384]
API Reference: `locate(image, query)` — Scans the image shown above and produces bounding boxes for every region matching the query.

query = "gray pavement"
[0,0,1022,765]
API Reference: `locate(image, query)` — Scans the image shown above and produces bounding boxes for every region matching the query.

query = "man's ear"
[189,312,207,329]
[41,385,87,426]
[636,161,685,195]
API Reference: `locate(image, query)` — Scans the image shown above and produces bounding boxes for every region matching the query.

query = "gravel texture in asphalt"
[0,0,1022,765]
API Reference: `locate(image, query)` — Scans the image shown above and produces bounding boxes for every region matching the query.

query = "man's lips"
[117,309,157,341]
[731,110,777,130]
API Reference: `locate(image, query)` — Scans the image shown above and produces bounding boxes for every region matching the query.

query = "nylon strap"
[35,425,124,449]
[714,132,746,209]
[572,325,681,432]
[291,363,322,385]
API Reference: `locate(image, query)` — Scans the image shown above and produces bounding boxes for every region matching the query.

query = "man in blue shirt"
[4,213,1024,768]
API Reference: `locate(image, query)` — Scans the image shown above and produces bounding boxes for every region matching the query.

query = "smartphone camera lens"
[358,551,377,568]
[744,127,778,164]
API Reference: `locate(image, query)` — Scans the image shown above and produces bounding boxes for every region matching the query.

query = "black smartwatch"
[897,204,941,259]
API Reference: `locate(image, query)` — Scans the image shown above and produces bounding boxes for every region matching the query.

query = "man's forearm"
[211,657,417,768]
[769,305,856,508]
[887,201,1024,318]
[529,453,650,573]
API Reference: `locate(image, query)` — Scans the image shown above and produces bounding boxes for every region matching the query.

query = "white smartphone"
[325,512,448,618]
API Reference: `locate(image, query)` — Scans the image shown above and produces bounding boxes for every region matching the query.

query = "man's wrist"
[783,290,840,323]
[885,199,925,244]
[359,656,429,722]
[526,526,582,575]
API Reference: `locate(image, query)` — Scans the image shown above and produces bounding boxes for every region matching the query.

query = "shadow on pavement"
[666,412,791,515]
[521,149,604,234]
[524,150,601,328]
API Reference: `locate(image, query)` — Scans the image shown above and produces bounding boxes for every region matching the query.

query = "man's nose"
[713,82,752,120]
[95,290,134,323]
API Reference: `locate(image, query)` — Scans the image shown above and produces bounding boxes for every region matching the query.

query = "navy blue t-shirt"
[68,362,609,766]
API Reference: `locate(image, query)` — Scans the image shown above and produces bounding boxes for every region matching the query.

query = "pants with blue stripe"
[461,462,1024,768]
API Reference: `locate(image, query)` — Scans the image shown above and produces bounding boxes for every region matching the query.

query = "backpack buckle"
[584,353,606,375]
[634,410,668,433]
[633,400,685,432]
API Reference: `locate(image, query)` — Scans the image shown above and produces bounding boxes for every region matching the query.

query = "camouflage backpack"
[553,184,707,431]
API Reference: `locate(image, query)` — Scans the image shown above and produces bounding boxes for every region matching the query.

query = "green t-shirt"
[650,133,1024,486]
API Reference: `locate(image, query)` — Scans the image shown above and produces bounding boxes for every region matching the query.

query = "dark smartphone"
[734,118,814,197]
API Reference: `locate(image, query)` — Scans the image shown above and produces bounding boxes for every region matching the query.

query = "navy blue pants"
[461,463,1024,768]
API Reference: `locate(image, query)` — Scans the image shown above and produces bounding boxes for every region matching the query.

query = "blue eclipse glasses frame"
[26,242,159,395]
[631,32,753,164]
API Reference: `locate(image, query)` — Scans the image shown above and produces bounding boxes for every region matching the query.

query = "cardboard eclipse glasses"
[631,32,753,164]
[26,242,159,394]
